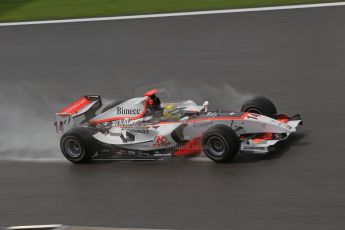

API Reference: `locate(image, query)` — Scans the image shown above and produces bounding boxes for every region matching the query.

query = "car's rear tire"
[241,96,277,118]
[60,127,98,163]
[202,125,240,163]
[101,100,124,113]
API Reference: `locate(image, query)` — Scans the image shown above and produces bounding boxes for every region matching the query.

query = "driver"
[163,104,183,120]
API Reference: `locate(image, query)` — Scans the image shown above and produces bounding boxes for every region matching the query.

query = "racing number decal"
[247,113,260,120]
[54,116,71,134]
[53,121,65,133]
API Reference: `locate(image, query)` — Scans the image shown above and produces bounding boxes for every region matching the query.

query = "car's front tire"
[60,127,98,163]
[202,125,240,163]
[241,96,277,118]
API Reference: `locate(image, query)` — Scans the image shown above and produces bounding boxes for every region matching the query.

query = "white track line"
[0,2,345,27]
[7,224,64,229]
[7,225,163,230]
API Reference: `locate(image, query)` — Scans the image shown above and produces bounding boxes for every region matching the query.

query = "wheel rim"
[206,135,226,157]
[64,138,82,158]
[246,108,262,114]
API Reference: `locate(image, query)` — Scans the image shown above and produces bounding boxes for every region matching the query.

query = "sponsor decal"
[277,121,292,129]
[114,149,140,157]
[130,129,150,134]
[117,107,141,115]
[111,119,138,126]
[243,146,265,150]
[153,153,172,157]
[153,135,170,147]
[192,121,212,128]
[116,149,128,155]
[206,112,218,117]
[127,150,136,156]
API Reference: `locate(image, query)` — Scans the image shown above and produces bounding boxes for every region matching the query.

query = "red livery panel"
[60,96,91,114]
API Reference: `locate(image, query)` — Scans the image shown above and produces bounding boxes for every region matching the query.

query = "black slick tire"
[60,127,98,163]
[241,96,277,118]
[202,125,240,163]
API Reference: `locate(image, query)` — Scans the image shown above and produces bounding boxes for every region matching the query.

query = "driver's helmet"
[163,104,182,120]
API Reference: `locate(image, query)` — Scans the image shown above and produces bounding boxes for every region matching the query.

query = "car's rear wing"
[54,95,102,135]
[59,95,102,117]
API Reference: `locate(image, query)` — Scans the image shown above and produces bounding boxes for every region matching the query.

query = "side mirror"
[203,101,209,112]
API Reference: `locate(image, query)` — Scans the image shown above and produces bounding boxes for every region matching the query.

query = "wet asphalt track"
[1,5,345,230]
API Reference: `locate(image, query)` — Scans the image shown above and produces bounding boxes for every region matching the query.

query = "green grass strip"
[0,0,341,22]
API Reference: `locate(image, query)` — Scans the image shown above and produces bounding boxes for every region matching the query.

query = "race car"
[54,89,303,163]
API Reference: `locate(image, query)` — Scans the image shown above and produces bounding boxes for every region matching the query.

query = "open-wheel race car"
[54,89,303,163]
